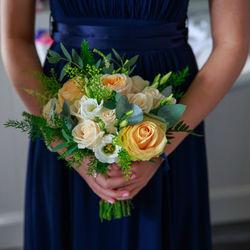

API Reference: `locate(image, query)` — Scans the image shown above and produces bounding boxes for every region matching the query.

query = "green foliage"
[158,66,189,92]
[117,148,132,180]
[86,155,110,176]
[81,40,95,67]
[24,69,61,107]
[166,120,203,143]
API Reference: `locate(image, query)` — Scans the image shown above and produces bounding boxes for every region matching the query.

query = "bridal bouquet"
[5,41,199,221]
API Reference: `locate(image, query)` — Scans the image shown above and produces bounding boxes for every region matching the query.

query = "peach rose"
[118,116,167,161]
[142,87,165,109]
[58,77,85,105]
[100,74,132,94]
[72,119,104,149]
[127,93,153,113]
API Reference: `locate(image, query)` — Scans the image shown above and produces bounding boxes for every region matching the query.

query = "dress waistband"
[51,21,188,50]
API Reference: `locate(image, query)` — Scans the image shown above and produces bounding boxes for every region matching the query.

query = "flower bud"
[119,119,128,128]
[114,119,120,127]
[125,109,134,117]
[98,120,106,131]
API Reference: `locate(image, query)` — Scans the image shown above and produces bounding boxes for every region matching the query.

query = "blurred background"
[0,0,250,249]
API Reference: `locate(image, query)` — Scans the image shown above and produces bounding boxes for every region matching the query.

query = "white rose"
[130,75,149,93]
[99,108,117,134]
[100,74,132,94]
[72,119,104,149]
[79,95,103,120]
[93,134,121,163]
[142,87,165,109]
[127,93,153,113]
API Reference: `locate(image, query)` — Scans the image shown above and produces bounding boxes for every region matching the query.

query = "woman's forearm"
[1,39,44,116]
[164,42,249,156]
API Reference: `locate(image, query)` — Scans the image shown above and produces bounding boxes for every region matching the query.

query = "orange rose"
[58,77,85,105]
[118,116,167,161]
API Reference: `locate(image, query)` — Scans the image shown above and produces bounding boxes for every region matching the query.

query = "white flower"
[79,95,103,120]
[99,108,117,133]
[130,75,149,93]
[72,119,104,149]
[170,97,177,104]
[142,87,166,109]
[93,134,121,163]
[127,92,153,113]
[100,74,132,94]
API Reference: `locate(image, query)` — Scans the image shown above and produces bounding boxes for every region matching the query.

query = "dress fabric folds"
[24,0,212,249]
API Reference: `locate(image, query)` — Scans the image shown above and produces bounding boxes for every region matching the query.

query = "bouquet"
[5,41,200,221]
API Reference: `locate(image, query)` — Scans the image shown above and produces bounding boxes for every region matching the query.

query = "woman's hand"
[74,156,131,204]
[98,156,164,200]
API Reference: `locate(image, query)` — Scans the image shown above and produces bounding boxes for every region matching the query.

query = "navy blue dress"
[24,0,212,249]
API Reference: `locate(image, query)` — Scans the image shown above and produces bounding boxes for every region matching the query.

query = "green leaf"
[125,55,139,68]
[60,42,72,60]
[103,101,116,109]
[115,95,143,125]
[64,117,73,131]
[59,62,70,82]
[161,86,172,97]
[47,50,61,58]
[115,92,121,102]
[126,104,143,125]
[47,56,62,64]
[95,59,102,69]
[52,141,69,152]
[61,100,71,118]
[66,144,78,157]
[146,112,167,124]
[112,48,122,62]
[157,104,186,128]
[81,40,95,66]
[49,99,55,119]
[61,129,72,142]
[72,49,83,67]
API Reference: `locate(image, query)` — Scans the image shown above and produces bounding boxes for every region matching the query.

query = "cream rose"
[100,74,132,94]
[99,108,117,134]
[70,100,83,121]
[58,77,85,105]
[142,87,165,109]
[72,119,104,149]
[130,75,149,93]
[42,98,63,127]
[118,116,167,161]
[127,93,153,113]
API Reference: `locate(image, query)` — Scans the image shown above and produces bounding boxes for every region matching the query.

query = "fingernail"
[131,174,136,180]
[108,199,115,204]
[122,193,129,198]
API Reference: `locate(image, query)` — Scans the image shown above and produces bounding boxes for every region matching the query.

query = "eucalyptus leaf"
[161,86,173,97]
[157,104,186,128]
[129,64,137,75]
[115,95,131,119]
[115,92,121,102]
[105,63,114,74]
[49,99,55,120]
[60,42,72,61]
[146,112,167,124]
[64,117,73,131]
[72,49,83,68]
[95,59,102,69]
[47,56,62,64]
[61,100,71,118]
[126,104,143,125]
[52,141,68,152]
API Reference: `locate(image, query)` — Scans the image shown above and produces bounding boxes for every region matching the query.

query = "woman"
[1,0,249,249]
